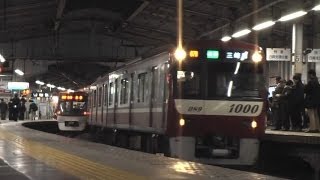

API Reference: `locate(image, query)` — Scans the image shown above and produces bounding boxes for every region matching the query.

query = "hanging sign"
[307,49,320,62]
[266,48,291,61]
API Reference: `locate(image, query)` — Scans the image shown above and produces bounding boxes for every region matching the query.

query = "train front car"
[167,40,266,165]
[56,92,89,131]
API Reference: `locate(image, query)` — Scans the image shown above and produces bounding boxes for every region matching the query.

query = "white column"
[292,23,307,83]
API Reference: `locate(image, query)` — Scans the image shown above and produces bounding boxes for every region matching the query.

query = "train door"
[97,86,103,126]
[113,78,119,125]
[129,73,134,127]
[107,80,115,127]
[149,66,158,127]
[161,62,169,130]
[103,83,108,127]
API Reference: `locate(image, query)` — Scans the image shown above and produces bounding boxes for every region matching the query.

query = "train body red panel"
[88,40,267,165]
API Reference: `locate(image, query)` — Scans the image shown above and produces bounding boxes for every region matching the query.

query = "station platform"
[264,128,320,145]
[0,120,288,180]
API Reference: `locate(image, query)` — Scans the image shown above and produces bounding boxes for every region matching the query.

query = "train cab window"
[98,87,102,107]
[207,62,264,98]
[109,82,114,105]
[120,78,129,104]
[93,90,97,107]
[138,72,147,103]
[177,70,201,98]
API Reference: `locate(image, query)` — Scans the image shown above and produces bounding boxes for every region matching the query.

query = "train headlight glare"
[252,52,262,63]
[174,48,186,61]
[179,118,185,126]
[251,120,257,129]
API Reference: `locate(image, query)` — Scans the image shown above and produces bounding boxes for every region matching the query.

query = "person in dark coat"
[272,77,285,130]
[18,102,26,120]
[11,94,21,121]
[281,80,293,130]
[0,99,8,120]
[304,70,320,132]
[8,99,13,120]
[290,74,304,131]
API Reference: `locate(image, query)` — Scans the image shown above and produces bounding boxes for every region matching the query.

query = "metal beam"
[198,0,287,39]
[54,0,66,31]
[6,56,128,62]
[126,1,150,22]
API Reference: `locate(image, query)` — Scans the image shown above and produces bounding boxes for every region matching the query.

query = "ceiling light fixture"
[14,69,24,76]
[252,20,275,31]
[231,29,251,38]
[221,36,231,42]
[35,80,45,85]
[312,4,320,11]
[278,11,307,21]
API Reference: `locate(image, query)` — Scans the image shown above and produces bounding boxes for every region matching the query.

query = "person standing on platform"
[290,74,304,131]
[11,94,20,121]
[29,100,38,120]
[19,101,26,120]
[0,99,8,120]
[304,69,320,133]
[271,77,285,130]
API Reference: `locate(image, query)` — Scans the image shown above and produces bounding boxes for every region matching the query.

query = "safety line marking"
[0,129,146,180]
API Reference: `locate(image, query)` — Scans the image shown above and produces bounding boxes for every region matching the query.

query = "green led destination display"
[206,50,219,60]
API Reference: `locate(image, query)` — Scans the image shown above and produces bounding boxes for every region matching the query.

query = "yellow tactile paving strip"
[0,129,146,180]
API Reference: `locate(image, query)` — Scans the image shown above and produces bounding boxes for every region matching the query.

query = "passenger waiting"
[271,77,285,130]
[304,70,320,133]
[0,99,7,120]
[290,74,304,131]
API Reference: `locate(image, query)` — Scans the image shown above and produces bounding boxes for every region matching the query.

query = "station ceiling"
[0,0,319,90]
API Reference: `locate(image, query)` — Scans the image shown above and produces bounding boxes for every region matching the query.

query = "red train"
[88,40,267,165]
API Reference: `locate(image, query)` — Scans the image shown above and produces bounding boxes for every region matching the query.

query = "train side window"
[120,78,129,104]
[93,90,97,107]
[98,87,102,107]
[109,82,114,105]
[137,72,147,103]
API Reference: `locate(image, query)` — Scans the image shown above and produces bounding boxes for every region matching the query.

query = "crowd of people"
[0,94,38,121]
[269,69,320,133]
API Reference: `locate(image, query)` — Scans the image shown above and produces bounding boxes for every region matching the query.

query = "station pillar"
[292,23,307,83]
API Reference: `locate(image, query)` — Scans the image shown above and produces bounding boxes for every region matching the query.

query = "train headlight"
[174,47,186,61]
[179,118,185,126]
[252,52,262,63]
[251,120,257,129]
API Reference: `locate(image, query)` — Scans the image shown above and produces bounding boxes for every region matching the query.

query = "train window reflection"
[177,70,200,98]
[207,62,264,98]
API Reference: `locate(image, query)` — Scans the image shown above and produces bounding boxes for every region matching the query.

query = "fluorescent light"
[234,62,241,75]
[67,89,74,93]
[46,84,56,88]
[57,87,66,91]
[231,29,251,38]
[227,81,233,97]
[278,11,307,22]
[14,69,24,76]
[0,54,5,62]
[312,4,320,11]
[221,36,231,42]
[252,20,275,31]
[35,80,45,85]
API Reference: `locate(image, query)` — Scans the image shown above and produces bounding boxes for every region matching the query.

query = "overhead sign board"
[307,49,320,62]
[266,48,291,61]
[8,82,29,90]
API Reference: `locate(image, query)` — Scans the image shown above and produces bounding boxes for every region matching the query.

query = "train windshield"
[207,62,264,98]
[58,94,87,115]
[176,62,265,99]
